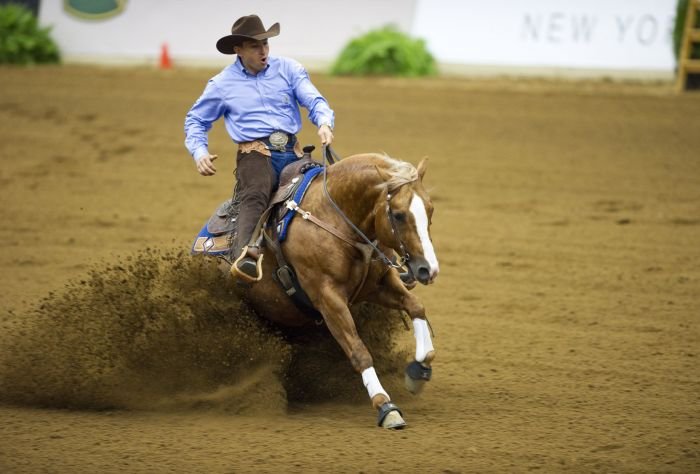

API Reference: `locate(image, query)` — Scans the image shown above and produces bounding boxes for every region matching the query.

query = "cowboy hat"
[216,15,280,54]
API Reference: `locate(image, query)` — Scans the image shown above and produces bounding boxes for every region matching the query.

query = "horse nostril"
[417,267,431,283]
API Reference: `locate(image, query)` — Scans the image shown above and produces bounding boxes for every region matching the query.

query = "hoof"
[381,410,407,430]
[377,402,406,430]
[404,372,426,395]
[404,360,432,395]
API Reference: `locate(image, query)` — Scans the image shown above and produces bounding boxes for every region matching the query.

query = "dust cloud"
[0,250,408,412]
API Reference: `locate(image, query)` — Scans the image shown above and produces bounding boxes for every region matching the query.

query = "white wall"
[412,0,677,74]
[38,0,416,67]
[39,0,677,78]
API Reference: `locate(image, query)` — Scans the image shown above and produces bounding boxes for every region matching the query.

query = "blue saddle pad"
[276,166,324,242]
[191,224,231,256]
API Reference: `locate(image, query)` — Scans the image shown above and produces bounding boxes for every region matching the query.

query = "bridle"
[385,192,412,268]
[321,145,412,273]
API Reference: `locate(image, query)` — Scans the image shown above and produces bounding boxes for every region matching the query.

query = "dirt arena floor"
[0,65,699,473]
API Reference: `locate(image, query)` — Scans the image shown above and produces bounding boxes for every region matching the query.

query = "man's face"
[234,39,269,74]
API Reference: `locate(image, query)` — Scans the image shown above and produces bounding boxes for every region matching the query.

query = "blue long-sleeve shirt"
[184,56,335,161]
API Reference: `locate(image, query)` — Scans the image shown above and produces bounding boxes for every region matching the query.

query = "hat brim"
[216,23,280,54]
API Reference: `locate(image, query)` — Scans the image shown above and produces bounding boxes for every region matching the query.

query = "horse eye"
[393,212,406,223]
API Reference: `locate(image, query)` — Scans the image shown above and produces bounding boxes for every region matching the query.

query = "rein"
[321,145,409,270]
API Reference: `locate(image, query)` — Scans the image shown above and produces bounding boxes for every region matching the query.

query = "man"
[184,14,335,282]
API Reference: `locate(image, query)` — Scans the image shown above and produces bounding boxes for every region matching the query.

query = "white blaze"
[409,193,439,276]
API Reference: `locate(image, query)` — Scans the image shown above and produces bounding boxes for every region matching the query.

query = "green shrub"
[674,0,700,60]
[0,3,60,65]
[331,26,436,77]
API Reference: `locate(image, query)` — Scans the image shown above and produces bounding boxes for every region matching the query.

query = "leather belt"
[238,133,302,158]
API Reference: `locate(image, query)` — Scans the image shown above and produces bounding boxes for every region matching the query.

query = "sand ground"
[0,65,699,473]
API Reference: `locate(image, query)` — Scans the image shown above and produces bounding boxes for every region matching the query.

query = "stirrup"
[230,245,264,283]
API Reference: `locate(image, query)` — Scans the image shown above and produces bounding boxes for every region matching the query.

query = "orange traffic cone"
[159,43,172,69]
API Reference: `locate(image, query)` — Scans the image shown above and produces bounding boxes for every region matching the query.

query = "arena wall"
[38,0,677,79]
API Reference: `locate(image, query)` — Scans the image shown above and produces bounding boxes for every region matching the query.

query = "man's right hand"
[196,154,218,176]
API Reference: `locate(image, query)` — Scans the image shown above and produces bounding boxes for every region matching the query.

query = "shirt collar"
[234,56,271,77]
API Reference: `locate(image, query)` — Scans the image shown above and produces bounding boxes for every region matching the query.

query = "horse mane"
[377,154,419,192]
[334,153,418,193]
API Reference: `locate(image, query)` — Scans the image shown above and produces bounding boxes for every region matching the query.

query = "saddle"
[191,198,238,256]
[206,200,238,236]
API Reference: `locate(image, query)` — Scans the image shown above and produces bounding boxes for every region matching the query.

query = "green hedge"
[674,0,700,60]
[331,26,436,77]
[0,3,60,65]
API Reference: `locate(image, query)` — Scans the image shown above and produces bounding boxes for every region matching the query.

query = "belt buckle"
[269,131,288,152]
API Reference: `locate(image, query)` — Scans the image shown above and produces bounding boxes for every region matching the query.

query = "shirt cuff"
[193,146,210,161]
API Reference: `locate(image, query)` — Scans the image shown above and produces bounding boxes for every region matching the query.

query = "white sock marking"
[413,318,435,363]
[361,367,389,400]
[409,194,439,276]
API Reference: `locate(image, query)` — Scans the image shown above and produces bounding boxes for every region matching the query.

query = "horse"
[197,150,439,429]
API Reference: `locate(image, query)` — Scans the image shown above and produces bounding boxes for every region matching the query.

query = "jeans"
[270,149,300,187]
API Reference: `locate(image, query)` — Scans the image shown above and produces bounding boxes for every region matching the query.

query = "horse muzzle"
[407,256,438,285]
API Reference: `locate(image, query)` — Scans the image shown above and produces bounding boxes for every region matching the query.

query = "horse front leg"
[405,318,435,395]
[367,269,436,395]
[312,281,407,429]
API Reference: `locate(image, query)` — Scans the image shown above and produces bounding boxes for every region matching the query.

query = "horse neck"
[326,167,384,237]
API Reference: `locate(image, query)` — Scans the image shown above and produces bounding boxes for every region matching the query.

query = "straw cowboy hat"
[216,15,280,54]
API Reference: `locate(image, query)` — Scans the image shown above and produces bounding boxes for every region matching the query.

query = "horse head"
[374,157,439,285]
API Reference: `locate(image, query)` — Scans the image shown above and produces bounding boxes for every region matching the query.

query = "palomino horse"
[239,150,439,429]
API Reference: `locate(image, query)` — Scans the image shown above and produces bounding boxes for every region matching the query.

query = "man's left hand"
[318,124,334,145]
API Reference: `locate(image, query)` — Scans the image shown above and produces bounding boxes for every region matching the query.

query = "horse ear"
[417,157,428,181]
[375,165,393,183]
